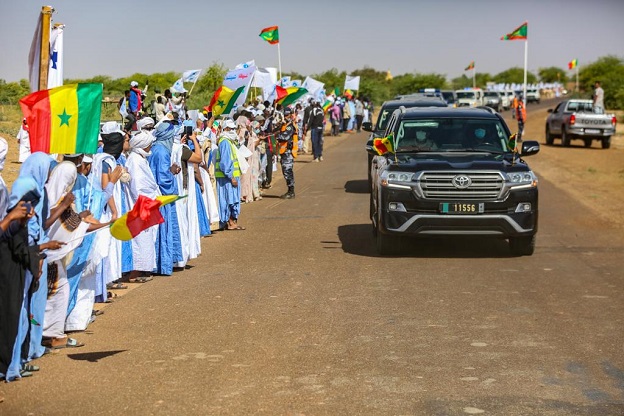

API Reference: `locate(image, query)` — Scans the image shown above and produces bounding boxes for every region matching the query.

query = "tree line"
[1,55,623,110]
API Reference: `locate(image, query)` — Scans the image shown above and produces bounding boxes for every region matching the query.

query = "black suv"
[364,98,447,186]
[369,107,540,256]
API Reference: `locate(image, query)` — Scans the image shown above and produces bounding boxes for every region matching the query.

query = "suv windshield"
[441,92,455,103]
[375,107,397,131]
[393,118,511,152]
[484,92,500,97]
[456,92,476,99]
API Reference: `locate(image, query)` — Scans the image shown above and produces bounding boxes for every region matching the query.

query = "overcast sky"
[1,0,623,83]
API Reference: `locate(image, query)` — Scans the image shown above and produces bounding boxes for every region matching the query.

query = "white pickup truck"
[545,99,617,149]
[455,89,484,107]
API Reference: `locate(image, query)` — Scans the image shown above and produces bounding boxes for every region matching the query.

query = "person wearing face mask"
[412,129,438,150]
[215,119,244,230]
[125,131,159,283]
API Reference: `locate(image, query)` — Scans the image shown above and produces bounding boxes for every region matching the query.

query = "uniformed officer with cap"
[277,107,298,199]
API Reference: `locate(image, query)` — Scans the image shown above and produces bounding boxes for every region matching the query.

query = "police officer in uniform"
[277,107,298,199]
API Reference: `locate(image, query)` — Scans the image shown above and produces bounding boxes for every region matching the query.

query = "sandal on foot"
[107,282,128,290]
[51,337,84,349]
[226,225,246,231]
[23,364,39,372]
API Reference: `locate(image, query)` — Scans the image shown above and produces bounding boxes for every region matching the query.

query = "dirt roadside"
[502,106,624,229]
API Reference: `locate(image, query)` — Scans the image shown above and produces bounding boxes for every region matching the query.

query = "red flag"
[275,85,288,102]
[126,195,164,237]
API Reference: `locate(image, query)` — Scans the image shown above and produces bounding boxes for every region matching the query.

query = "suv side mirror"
[521,140,540,156]
[362,122,373,132]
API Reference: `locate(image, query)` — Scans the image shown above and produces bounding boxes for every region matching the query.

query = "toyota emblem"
[452,175,472,189]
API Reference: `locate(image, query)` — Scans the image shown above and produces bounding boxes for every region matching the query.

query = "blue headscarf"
[8,177,40,212]
[16,152,53,243]
[153,122,175,153]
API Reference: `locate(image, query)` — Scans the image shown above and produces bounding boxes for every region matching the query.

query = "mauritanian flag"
[110,195,185,241]
[259,26,279,45]
[208,85,245,117]
[373,134,395,155]
[19,83,102,154]
[464,61,475,71]
[501,22,528,40]
[275,86,308,106]
[568,59,578,70]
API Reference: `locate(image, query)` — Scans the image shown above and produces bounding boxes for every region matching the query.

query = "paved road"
[3,109,624,415]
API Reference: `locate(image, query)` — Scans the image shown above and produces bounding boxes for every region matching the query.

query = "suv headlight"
[506,171,538,189]
[380,171,414,190]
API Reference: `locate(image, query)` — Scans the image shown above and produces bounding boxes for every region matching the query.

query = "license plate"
[585,129,601,134]
[440,202,484,214]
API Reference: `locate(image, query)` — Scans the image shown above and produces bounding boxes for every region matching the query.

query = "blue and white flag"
[171,77,187,93]
[182,69,201,83]
[48,24,64,89]
[235,60,255,70]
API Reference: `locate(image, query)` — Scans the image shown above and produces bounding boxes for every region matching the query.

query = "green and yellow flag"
[373,134,395,155]
[208,86,245,117]
[19,83,103,154]
[501,22,528,40]
[259,26,279,45]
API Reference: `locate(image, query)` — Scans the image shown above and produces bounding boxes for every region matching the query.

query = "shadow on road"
[338,224,512,258]
[344,180,369,194]
[67,350,127,363]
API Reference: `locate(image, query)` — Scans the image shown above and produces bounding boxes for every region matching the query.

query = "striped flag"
[19,83,102,154]
[568,59,578,70]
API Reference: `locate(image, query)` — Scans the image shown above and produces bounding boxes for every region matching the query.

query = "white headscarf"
[45,161,78,209]
[130,131,155,157]
[0,137,7,172]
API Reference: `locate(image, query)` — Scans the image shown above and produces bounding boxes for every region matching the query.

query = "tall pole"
[522,38,528,107]
[472,67,476,89]
[38,5,54,91]
[277,42,282,86]
[576,66,579,92]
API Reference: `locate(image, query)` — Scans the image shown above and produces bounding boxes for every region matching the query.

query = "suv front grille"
[419,172,504,200]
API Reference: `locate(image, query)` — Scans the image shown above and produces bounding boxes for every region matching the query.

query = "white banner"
[223,65,256,111]
[302,76,324,96]
[47,25,64,89]
[344,75,360,91]
[182,69,201,83]
[171,77,187,93]
[251,68,276,88]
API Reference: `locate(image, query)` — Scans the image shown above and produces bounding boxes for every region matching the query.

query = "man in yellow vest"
[215,119,245,230]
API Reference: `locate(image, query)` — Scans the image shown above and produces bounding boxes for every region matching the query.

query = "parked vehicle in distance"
[368,106,540,256]
[441,90,458,107]
[483,91,504,112]
[500,90,513,110]
[526,88,541,104]
[455,89,484,107]
[545,99,617,148]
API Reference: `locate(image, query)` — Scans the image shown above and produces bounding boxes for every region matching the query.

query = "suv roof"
[394,106,500,120]
[383,98,447,108]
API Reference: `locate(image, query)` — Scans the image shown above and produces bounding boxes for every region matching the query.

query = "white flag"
[344,75,360,91]
[290,79,302,88]
[302,76,324,96]
[280,76,291,86]
[171,77,187,93]
[223,65,256,111]
[28,13,43,92]
[182,69,201,83]
[48,25,64,89]
[119,97,128,118]
[251,68,277,89]
[235,60,255,70]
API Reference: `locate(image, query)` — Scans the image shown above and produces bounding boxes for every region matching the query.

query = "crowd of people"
[0,81,374,383]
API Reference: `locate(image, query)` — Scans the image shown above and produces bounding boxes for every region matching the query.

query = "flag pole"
[523,37,528,107]
[38,5,54,91]
[472,67,476,89]
[188,69,202,97]
[575,66,579,92]
[277,42,282,86]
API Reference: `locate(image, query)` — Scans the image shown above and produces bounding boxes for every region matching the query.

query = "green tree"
[578,55,624,109]
[392,73,447,97]
[538,67,568,83]
[493,67,537,85]
[0,79,30,105]
[450,73,492,89]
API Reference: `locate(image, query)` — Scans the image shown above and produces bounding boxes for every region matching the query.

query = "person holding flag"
[215,120,245,230]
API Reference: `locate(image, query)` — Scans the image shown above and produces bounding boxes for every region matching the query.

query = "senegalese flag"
[19,83,102,154]
[322,99,333,112]
[259,26,279,45]
[276,86,308,107]
[110,195,185,241]
[373,134,395,155]
[568,59,578,70]
[501,22,528,40]
[344,89,353,99]
[208,86,245,117]
[508,133,518,152]
[465,61,475,71]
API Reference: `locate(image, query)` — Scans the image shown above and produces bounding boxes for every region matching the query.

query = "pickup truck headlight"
[506,171,538,189]
[380,171,414,189]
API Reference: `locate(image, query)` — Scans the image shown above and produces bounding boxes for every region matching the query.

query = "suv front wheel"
[509,235,535,256]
